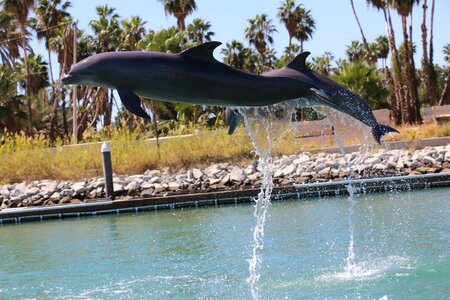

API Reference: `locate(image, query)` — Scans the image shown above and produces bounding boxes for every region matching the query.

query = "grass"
[1,122,449,185]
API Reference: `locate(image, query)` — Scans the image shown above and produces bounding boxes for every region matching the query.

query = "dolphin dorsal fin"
[286,51,311,70]
[180,41,222,62]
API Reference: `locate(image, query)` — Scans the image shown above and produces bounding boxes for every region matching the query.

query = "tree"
[0,64,26,132]
[277,0,315,52]
[367,0,405,125]
[221,40,246,70]
[187,18,214,44]
[349,0,376,63]
[89,5,122,127]
[120,16,147,51]
[345,40,365,63]
[158,0,197,31]
[392,0,421,124]
[0,11,21,69]
[332,60,389,109]
[277,0,298,48]
[295,5,315,52]
[311,51,334,76]
[420,0,437,106]
[33,0,72,139]
[244,14,277,66]
[374,35,389,68]
[2,0,35,133]
[439,44,450,105]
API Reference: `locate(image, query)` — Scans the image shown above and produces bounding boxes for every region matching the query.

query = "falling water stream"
[238,101,374,298]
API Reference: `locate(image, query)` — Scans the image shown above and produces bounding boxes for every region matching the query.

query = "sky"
[29,0,450,68]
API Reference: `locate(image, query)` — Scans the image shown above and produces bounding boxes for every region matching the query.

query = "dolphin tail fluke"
[372,124,399,144]
[225,108,244,135]
[117,90,151,120]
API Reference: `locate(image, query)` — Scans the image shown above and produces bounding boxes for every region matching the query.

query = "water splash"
[236,103,296,299]
[316,106,372,276]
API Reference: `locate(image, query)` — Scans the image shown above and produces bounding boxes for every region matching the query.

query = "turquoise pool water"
[0,188,448,299]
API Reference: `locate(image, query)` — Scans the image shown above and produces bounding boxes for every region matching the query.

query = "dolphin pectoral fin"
[310,87,332,100]
[225,108,244,135]
[117,90,151,120]
[372,124,399,144]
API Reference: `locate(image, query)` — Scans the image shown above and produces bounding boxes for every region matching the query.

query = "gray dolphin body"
[62,42,320,120]
[226,52,398,143]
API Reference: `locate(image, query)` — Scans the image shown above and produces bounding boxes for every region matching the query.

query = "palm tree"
[0,64,26,132]
[295,6,315,52]
[420,0,437,106]
[332,60,389,109]
[374,35,389,68]
[158,0,197,31]
[244,14,277,64]
[439,44,450,105]
[89,5,122,127]
[311,51,334,76]
[221,40,246,69]
[187,18,214,44]
[2,0,35,134]
[345,40,364,62]
[121,16,147,51]
[367,0,404,125]
[0,11,21,69]
[349,0,376,63]
[33,0,71,84]
[392,0,421,124]
[277,0,298,48]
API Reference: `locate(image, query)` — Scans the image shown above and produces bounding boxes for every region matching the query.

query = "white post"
[72,25,78,144]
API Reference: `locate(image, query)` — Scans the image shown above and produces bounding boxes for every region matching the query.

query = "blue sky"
[29,0,450,67]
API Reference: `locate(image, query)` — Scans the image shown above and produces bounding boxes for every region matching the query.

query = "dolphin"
[62,41,326,120]
[226,52,398,144]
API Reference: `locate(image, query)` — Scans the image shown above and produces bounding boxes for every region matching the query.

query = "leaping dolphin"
[62,41,325,120]
[226,52,398,144]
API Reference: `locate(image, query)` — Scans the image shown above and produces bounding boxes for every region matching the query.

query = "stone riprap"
[1,145,449,210]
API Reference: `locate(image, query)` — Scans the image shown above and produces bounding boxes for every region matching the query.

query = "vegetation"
[0,0,449,182]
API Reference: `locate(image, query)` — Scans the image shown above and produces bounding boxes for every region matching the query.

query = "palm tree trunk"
[151,100,160,157]
[409,12,421,123]
[20,23,33,135]
[429,0,435,65]
[439,70,450,105]
[421,0,433,106]
[384,5,404,124]
[349,0,376,64]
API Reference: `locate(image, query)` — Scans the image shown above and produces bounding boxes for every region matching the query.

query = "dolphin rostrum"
[62,42,326,120]
[226,51,398,144]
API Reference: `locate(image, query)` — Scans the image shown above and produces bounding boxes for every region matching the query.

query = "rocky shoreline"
[1,145,449,210]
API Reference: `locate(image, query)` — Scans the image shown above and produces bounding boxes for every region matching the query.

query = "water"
[237,104,296,299]
[0,188,448,299]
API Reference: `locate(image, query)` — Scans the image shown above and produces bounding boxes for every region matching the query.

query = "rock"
[125,181,140,194]
[422,156,435,164]
[71,181,86,194]
[440,168,450,173]
[293,155,310,164]
[282,165,296,176]
[373,163,386,171]
[192,168,203,180]
[220,174,230,185]
[365,157,381,165]
[50,192,61,201]
[59,197,72,204]
[140,188,154,197]
[70,199,84,204]
[168,182,181,191]
[444,152,450,162]
[153,183,165,193]
[416,167,429,174]
[113,183,125,193]
[318,167,330,177]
